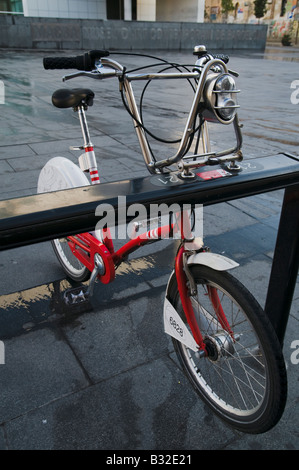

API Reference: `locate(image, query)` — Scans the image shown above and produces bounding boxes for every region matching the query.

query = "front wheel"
[168,265,287,434]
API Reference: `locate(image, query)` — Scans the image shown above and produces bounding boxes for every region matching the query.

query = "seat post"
[76,104,93,148]
[75,104,100,185]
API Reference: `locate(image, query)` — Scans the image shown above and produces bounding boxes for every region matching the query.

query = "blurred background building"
[0,0,298,41]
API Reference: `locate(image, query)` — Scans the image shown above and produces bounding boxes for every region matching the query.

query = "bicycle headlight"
[203,73,240,124]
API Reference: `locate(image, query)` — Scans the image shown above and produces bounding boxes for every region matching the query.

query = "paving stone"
[0,328,89,424]
[0,45,298,450]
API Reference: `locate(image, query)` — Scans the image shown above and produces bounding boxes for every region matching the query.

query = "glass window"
[106,0,124,19]
[0,0,23,13]
[132,0,136,20]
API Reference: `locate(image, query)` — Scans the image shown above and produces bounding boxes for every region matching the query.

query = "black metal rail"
[0,153,298,344]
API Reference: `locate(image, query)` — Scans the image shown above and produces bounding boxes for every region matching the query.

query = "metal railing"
[0,152,298,345]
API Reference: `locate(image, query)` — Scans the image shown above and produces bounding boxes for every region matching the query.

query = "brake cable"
[115,53,203,155]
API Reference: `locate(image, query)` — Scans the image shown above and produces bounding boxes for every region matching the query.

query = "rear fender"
[37,156,89,193]
[37,157,102,241]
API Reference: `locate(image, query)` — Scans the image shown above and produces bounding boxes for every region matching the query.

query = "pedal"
[63,253,106,305]
[63,286,89,305]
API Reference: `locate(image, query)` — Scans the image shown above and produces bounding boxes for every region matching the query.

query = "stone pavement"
[0,44,298,450]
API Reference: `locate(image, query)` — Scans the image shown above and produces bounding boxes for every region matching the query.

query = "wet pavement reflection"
[0,242,176,339]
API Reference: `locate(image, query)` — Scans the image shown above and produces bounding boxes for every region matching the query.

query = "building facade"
[0,0,297,40]
[0,0,205,22]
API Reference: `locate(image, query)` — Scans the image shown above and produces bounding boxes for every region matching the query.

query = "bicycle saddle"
[52,88,94,108]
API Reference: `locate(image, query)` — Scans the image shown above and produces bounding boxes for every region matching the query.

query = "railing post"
[264,183,299,345]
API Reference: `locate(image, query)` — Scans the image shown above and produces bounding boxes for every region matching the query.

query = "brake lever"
[228,69,239,77]
[62,71,100,82]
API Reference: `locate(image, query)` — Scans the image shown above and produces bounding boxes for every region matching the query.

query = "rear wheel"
[168,265,287,434]
[51,238,90,282]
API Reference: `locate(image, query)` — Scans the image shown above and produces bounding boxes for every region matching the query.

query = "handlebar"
[43,49,230,72]
[43,49,237,81]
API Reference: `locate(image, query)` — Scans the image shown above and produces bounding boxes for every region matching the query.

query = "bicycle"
[37,46,287,434]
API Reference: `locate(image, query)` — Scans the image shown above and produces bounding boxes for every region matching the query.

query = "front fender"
[187,252,239,271]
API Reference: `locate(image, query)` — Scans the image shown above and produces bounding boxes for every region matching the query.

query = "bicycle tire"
[167,265,287,434]
[51,238,90,282]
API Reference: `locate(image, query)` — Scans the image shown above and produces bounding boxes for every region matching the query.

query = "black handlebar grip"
[43,50,110,71]
[43,56,79,70]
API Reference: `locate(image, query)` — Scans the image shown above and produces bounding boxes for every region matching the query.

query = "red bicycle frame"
[65,141,234,355]
[67,207,234,356]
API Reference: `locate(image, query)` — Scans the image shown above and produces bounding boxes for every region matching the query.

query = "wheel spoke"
[52,238,89,281]
[177,274,269,415]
